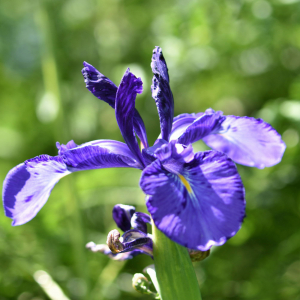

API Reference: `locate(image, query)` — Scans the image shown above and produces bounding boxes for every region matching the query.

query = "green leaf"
[152,222,202,300]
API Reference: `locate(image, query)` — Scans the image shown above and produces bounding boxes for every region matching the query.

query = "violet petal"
[203,116,286,168]
[86,242,144,260]
[140,150,245,251]
[82,62,148,148]
[56,140,78,156]
[154,141,194,174]
[115,69,145,168]
[169,112,203,141]
[131,212,151,233]
[3,156,70,226]
[112,204,136,232]
[82,61,117,107]
[121,229,153,257]
[177,112,225,145]
[151,46,174,141]
[62,139,142,171]
[142,139,168,165]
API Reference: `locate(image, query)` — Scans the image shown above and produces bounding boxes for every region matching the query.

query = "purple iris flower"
[86,204,153,260]
[2,46,285,251]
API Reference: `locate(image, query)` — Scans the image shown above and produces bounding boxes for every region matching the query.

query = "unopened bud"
[132,273,150,292]
[132,273,160,299]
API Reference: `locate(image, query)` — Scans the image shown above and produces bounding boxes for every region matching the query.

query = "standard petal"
[151,46,174,141]
[112,204,136,232]
[82,61,117,107]
[140,151,245,251]
[61,140,142,171]
[131,212,151,233]
[133,110,149,149]
[82,62,148,148]
[3,156,70,226]
[115,69,145,168]
[203,116,286,168]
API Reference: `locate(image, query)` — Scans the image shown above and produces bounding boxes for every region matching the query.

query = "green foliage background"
[0,0,300,299]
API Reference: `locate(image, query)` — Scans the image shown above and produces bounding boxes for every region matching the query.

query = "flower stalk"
[152,221,202,300]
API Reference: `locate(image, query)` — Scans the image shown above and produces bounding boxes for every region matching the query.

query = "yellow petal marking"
[178,174,192,193]
[140,141,144,151]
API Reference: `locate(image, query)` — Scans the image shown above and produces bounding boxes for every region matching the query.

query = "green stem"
[152,221,202,300]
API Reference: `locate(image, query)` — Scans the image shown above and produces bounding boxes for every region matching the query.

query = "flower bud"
[132,273,160,298]
[132,273,150,292]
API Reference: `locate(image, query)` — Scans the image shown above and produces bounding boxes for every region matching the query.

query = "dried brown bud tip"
[106,229,124,253]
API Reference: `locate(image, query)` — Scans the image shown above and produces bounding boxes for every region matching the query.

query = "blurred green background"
[0,0,300,299]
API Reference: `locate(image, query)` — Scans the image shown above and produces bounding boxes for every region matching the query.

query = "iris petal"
[172,110,285,168]
[121,229,153,257]
[85,139,141,161]
[82,62,148,148]
[107,229,153,258]
[151,46,174,141]
[82,61,117,107]
[169,113,203,141]
[140,150,245,250]
[154,141,194,174]
[112,204,136,232]
[131,212,151,233]
[56,140,78,156]
[155,141,194,165]
[3,139,141,225]
[3,156,70,226]
[115,69,145,168]
[86,242,143,261]
[142,139,168,165]
[62,142,141,171]
[177,112,225,145]
[133,111,149,149]
[203,116,286,168]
